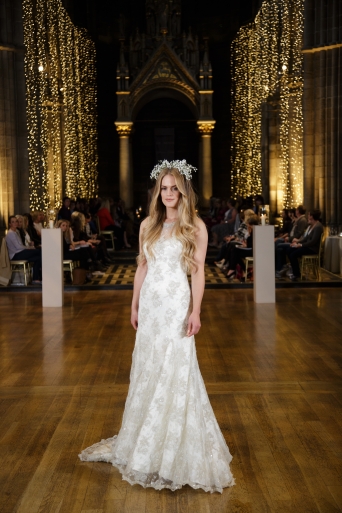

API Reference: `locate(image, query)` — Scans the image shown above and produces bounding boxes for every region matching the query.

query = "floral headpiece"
[150,159,197,181]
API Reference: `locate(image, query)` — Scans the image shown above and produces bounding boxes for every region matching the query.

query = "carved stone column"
[0,0,29,231]
[115,122,133,208]
[197,121,215,206]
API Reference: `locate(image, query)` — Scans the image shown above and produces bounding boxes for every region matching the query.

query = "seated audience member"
[116,198,134,239]
[70,213,105,272]
[275,205,308,273]
[85,213,114,263]
[214,209,255,269]
[226,216,259,280]
[22,213,41,247]
[275,209,293,241]
[97,198,125,249]
[109,198,131,248]
[203,197,221,229]
[210,198,237,247]
[58,196,71,221]
[6,216,42,283]
[32,211,43,238]
[253,195,264,215]
[285,209,323,281]
[16,215,33,247]
[57,220,91,271]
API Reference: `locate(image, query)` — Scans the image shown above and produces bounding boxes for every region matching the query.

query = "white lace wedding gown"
[79,223,235,493]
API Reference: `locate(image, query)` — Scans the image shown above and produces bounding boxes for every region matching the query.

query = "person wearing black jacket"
[226,216,259,280]
[22,213,41,247]
[286,209,323,281]
[275,205,308,272]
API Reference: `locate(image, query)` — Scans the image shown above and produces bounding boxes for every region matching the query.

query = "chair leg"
[24,263,27,286]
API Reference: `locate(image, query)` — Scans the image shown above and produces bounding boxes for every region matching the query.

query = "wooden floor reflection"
[0,289,342,513]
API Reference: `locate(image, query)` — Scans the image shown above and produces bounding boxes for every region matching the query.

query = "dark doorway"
[132,97,198,208]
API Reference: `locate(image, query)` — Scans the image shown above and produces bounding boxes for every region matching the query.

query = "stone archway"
[132,96,198,207]
[115,1,215,207]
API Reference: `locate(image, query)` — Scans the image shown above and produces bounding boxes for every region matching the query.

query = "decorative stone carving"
[115,0,215,206]
[197,122,215,135]
[115,123,133,136]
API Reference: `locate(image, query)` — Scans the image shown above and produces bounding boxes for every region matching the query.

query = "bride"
[79,160,235,493]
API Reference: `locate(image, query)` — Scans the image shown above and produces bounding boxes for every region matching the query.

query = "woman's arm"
[131,218,149,330]
[187,218,208,337]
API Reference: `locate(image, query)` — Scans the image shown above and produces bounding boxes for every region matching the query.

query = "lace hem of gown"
[79,436,235,494]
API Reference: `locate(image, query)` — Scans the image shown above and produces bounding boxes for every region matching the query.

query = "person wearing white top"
[6,216,42,283]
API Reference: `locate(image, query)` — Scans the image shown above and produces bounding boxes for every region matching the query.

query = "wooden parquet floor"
[0,289,342,513]
[81,263,342,289]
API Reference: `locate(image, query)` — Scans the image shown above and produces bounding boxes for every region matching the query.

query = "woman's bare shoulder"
[140,216,150,230]
[194,216,207,232]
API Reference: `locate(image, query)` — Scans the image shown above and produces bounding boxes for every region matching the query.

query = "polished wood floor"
[0,289,342,513]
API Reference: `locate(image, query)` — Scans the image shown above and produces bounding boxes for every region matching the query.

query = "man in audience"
[58,196,71,221]
[286,209,323,281]
[6,216,42,283]
[275,205,308,276]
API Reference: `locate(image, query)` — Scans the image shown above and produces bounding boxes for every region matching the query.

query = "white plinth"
[42,229,64,307]
[253,225,275,303]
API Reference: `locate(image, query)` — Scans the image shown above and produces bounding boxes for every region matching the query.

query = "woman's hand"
[187,312,201,337]
[131,308,139,330]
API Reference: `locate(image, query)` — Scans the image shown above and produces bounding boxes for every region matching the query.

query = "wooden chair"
[244,256,254,282]
[10,260,32,286]
[94,216,115,251]
[300,235,323,280]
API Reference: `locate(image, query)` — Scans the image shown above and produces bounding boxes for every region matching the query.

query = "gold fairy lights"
[231,0,304,208]
[22,0,98,211]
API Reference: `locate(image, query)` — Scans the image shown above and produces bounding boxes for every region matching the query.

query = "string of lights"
[22,0,98,211]
[231,0,304,209]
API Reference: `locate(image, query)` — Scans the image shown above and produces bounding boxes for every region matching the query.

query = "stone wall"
[303,0,342,226]
[0,0,29,230]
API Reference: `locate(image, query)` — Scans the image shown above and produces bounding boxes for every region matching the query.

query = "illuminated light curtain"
[231,0,304,208]
[22,0,98,211]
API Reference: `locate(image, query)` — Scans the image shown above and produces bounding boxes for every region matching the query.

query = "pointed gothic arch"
[115,1,215,207]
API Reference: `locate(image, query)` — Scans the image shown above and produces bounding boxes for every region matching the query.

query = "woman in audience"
[32,211,44,238]
[97,198,126,249]
[275,209,293,242]
[70,214,106,272]
[23,213,41,247]
[203,197,221,229]
[210,198,237,247]
[57,220,91,271]
[214,209,255,269]
[6,216,42,283]
[16,214,34,247]
[85,213,114,264]
[226,216,259,280]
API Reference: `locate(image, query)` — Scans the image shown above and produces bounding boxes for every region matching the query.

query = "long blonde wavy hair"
[138,167,198,271]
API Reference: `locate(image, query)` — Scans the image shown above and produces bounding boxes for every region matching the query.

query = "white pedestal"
[42,229,64,307]
[253,225,275,303]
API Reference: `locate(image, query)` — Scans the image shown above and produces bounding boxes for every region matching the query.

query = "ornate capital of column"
[115,122,133,136]
[197,121,216,135]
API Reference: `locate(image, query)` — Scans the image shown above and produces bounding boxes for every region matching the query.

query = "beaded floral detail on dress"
[79,234,235,493]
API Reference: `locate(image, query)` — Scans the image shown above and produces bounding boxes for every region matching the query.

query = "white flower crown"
[150,159,197,181]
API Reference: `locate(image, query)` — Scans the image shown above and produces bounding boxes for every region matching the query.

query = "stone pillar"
[302,0,342,227]
[115,122,133,208]
[197,121,215,206]
[0,0,29,232]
